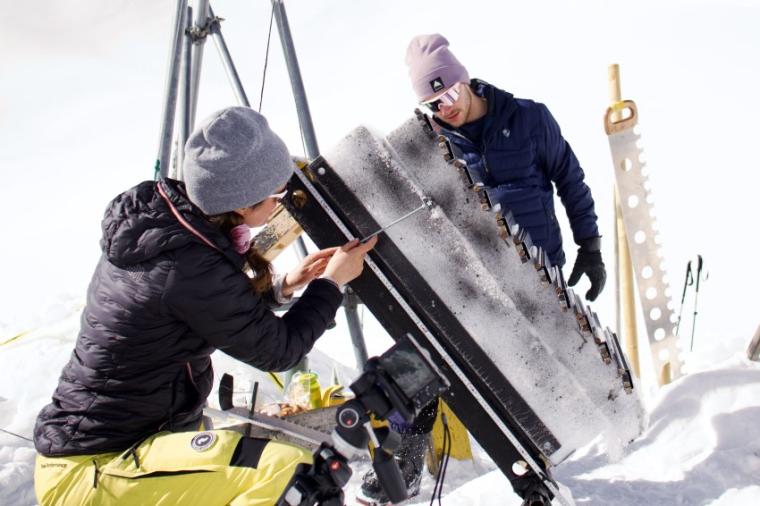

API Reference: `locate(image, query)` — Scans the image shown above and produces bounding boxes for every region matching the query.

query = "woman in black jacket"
[33,106,376,505]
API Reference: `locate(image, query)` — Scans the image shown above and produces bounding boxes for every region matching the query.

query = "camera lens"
[338,407,360,428]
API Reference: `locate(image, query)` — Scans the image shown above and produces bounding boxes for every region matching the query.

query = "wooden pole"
[608,64,623,122]
[608,64,641,379]
[747,323,760,361]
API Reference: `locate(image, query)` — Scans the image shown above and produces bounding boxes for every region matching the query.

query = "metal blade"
[606,100,683,383]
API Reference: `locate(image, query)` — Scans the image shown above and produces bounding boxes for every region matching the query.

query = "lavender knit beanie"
[405,34,469,101]
[183,107,294,215]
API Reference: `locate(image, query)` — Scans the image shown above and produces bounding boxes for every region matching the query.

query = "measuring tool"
[360,198,434,243]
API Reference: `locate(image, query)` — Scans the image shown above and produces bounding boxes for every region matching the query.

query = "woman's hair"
[207,211,273,294]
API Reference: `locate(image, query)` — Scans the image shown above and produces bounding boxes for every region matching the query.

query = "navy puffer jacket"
[437,79,599,267]
[34,179,342,456]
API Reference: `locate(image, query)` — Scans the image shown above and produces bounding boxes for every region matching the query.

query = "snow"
[554,357,760,505]
[2,0,760,505]
[3,308,757,505]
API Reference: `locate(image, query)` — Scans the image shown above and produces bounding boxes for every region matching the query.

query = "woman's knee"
[228,439,313,505]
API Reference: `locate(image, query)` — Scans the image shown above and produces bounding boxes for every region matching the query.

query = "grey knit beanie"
[405,34,469,101]
[183,106,294,215]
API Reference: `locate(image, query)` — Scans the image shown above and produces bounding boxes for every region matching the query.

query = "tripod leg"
[176,4,193,179]
[208,6,250,107]
[188,0,211,127]
[156,0,187,178]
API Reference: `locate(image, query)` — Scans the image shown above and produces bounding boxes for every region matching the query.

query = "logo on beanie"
[430,77,445,92]
[190,432,217,452]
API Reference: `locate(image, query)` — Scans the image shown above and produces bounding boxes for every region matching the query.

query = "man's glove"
[568,237,606,302]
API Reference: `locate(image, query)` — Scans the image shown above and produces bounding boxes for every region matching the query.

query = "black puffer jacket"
[34,179,342,456]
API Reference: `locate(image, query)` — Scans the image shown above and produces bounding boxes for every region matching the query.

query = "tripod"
[153,0,370,373]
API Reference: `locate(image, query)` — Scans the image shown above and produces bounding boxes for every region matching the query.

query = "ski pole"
[0,427,33,443]
[674,260,693,337]
[689,255,704,351]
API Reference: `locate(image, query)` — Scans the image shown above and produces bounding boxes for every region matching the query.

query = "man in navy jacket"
[359,33,607,505]
[406,33,606,301]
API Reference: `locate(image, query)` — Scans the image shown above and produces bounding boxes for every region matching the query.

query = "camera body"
[333,335,448,457]
[362,336,448,422]
[278,334,449,505]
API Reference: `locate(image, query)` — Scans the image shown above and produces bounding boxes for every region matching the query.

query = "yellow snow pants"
[34,430,312,506]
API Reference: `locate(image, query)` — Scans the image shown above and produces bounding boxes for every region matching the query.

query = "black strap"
[230,437,270,469]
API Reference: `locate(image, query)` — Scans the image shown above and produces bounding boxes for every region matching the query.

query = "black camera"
[278,333,449,505]
[341,334,447,423]
[332,334,449,503]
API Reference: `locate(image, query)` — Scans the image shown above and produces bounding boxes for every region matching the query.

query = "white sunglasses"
[420,83,461,113]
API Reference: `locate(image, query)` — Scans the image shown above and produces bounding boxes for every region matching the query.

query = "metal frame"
[155,0,187,178]
[282,155,571,505]
[208,6,250,107]
[153,0,369,371]
[176,4,193,178]
[189,0,210,128]
[270,0,367,366]
[272,0,319,158]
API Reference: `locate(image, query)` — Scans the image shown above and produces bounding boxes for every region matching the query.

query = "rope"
[258,5,275,112]
[439,422,452,505]
[430,413,451,506]
[257,7,307,159]
[0,427,33,443]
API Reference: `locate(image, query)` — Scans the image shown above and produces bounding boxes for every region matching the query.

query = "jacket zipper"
[481,142,490,178]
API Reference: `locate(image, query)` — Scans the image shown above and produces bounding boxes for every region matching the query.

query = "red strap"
[156,182,221,252]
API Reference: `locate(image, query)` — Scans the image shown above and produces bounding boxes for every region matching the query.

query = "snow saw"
[605,101,683,383]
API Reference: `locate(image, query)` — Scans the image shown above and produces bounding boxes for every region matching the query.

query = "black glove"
[568,237,606,302]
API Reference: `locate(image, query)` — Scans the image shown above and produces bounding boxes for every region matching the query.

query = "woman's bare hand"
[282,247,339,296]
[320,236,378,287]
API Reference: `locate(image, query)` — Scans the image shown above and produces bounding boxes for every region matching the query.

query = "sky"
[1,0,759,376]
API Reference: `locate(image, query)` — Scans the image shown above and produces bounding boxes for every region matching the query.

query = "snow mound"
[555,355,760,505]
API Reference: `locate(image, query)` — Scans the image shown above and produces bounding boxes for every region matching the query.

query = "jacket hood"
[100,179,235,267]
